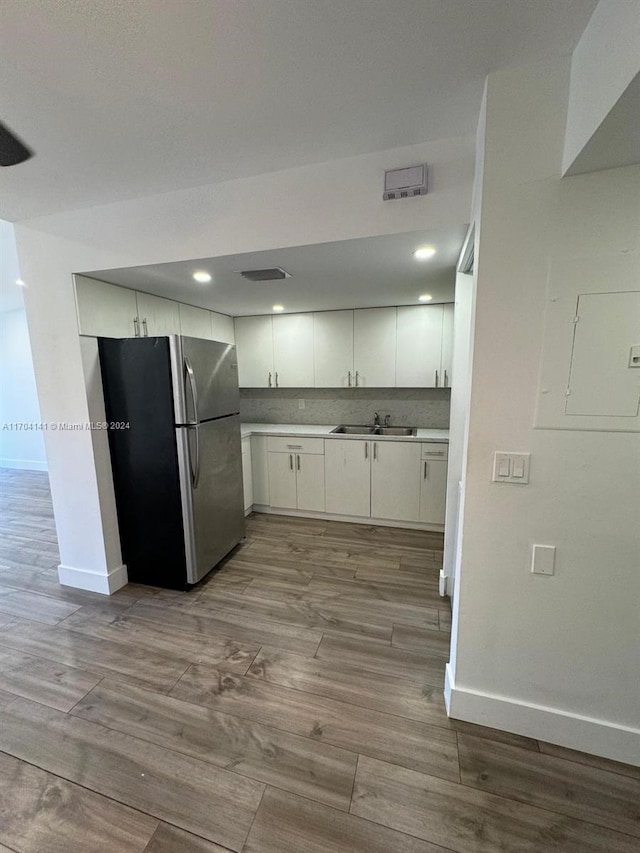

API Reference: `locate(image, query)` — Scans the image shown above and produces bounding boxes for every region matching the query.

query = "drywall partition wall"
[13,136,474,593]
[563,0,640,174]
[0,309,48,470]
[447,57,640,765]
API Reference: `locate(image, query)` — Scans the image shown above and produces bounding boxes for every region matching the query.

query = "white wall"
[0,308,47,470]
[0,220,47,471]
[13,136,474,593]
[447,57,640,765]
[563,0,640,173]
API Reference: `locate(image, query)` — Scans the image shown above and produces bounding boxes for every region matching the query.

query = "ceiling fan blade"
[0,121,33,166]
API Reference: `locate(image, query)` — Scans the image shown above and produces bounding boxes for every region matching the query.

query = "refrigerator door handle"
[191,424,201,489]
[184,356,199,425]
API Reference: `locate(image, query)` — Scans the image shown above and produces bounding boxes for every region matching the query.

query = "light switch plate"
[492,452,531,484]
[531,544,555,575]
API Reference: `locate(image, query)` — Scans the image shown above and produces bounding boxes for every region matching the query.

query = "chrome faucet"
[373,411,380,426]
[384,413,391,427]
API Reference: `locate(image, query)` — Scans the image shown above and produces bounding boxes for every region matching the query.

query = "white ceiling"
[0,0,597,221]
[86,226,467,315]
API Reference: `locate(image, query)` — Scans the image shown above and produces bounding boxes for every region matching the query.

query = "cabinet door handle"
[297,454,301,471]
[286,444,302,449]
[364,443,368,460]
[133,317,140,337]
[142,318,148,337]
[275,372,279,387]
[289,454,293,471]
[355,371,360,387]
[435,370,439,388]
[424,461,428,480]
[424,450,444,456]
[444,370,448,387]
[268,372,272,388]
[373,442,377,461]
[348,371,352,387]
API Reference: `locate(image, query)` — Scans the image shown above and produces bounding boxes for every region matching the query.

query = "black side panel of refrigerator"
[98,337,188,589]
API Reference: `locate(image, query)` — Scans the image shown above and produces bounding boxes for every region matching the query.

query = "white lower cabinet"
[324,439,371,517]
[254,433,447,528]
[267,436,325,512]
[370,440,421,522]
[419,443,449,524]
[295,453,325,512]
[268,451,298,509]
[241,437,253,514]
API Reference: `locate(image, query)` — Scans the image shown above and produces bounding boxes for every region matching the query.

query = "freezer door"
[170,335,240,424]
[177,414,245,584]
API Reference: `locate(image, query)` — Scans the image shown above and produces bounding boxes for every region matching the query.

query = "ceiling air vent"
[239,267,291,282]
[383,164,428,201]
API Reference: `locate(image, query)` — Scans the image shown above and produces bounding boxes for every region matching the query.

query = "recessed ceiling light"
[418,294,433,302]
[272,304,284,312]
[413,246,436,260]
[15,278,25,286]
[192,271,212,283]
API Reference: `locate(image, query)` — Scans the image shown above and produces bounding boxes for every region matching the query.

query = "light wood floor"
[0,468,638,852]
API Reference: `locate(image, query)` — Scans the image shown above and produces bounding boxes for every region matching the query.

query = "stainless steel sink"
[331,425,377,435]
[331,425,417,436]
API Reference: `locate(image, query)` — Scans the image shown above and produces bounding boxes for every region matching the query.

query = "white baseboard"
[447,674,640,767]
[0,458,48,472]
[251,505,444,533]
[58,562,128,596]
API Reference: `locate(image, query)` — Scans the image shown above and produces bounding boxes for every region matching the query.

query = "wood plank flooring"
[0,468,639,852]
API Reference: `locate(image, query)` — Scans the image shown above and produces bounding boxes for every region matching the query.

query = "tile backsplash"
[240,388,450,428]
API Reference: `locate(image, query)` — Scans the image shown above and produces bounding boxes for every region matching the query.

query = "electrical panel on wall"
[565,291,640,418]
[535,253,640,433]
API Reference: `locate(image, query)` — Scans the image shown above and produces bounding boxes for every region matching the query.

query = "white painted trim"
[0,458,48,472]
[251,504,444,533]
[58,562,128,596]
[447,681,640,768]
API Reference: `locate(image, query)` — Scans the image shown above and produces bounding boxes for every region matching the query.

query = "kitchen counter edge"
[240,423,449,443]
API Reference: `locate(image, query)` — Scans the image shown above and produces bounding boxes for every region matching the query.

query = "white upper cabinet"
[272,313,314,387]
[353,307,397,387]
[210,311,235,344]
[441,303,454,388]
[179,303,213,339]
[234,315,275,387]
[233,303,454,389]
[396,305,444,388]
[136,292,181,336]
[313,310,354,388]
[75,275,139,338]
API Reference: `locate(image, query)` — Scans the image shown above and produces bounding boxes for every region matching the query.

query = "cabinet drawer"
[421,443,448,461]
[267,436,325,455]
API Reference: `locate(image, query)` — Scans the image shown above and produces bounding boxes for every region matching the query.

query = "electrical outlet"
[298,398,305,410]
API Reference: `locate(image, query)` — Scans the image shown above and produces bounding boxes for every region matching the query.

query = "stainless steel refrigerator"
[98,334,245,589]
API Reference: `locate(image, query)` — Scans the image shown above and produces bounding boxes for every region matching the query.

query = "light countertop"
[240,422,449,443]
